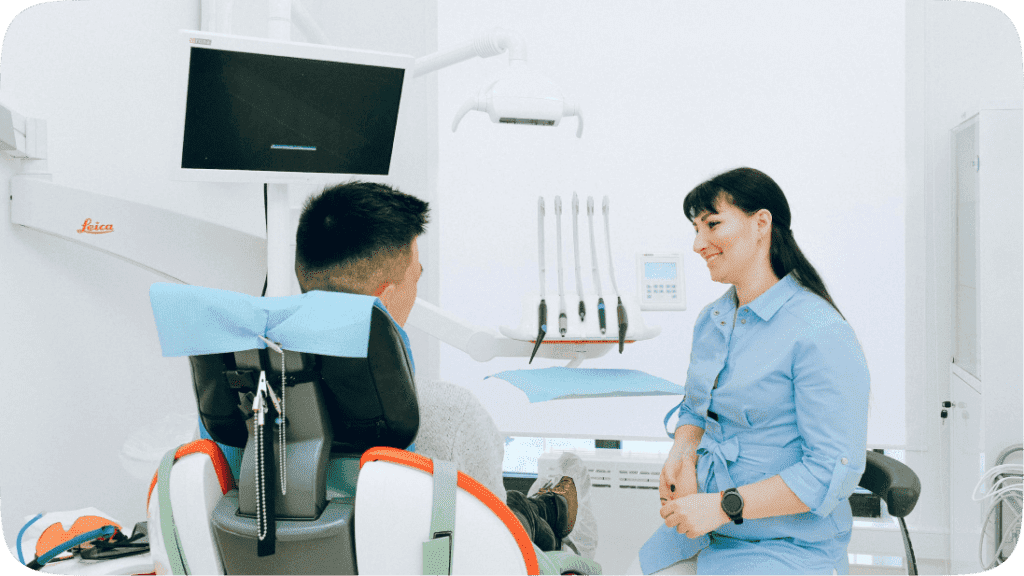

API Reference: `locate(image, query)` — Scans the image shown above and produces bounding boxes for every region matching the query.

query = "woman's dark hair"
[683,167,842,317]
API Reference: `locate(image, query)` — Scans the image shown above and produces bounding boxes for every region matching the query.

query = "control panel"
[637,253,685,311]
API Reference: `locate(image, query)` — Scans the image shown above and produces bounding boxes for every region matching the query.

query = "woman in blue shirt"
[638,167,870,575]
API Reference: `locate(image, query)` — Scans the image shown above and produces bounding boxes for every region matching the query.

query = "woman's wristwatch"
[720,488,744,525]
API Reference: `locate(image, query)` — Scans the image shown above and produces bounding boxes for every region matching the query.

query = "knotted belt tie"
[696,434,740,493]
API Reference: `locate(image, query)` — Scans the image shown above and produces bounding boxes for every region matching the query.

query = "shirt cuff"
[779,455,862,517]
[672,402,706,437]
[675,412,706,432]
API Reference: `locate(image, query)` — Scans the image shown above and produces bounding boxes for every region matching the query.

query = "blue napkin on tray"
[486,367,684,402]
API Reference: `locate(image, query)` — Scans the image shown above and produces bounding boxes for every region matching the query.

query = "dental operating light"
[412,28,583,138]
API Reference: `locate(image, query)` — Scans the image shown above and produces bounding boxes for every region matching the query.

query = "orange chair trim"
[146,439,235,511]
[360,446,541,575]
[35,515,123,559]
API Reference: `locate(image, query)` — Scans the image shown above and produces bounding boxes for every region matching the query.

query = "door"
[948,116,984,574]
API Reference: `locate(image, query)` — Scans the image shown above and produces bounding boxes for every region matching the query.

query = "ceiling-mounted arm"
[414,28,583,138]
[412,28,525,78]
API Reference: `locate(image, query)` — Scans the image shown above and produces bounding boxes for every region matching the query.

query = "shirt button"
[841,457,849,465]
[714,310,720,316]
[720,321,726,326]
[740,319,746,324]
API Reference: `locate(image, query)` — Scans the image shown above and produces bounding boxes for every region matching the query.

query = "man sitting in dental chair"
[292,180,598,560]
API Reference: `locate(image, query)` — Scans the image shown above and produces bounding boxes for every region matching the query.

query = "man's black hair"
[295,180,429,293]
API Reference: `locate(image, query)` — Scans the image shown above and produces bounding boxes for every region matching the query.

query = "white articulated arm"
[406,298,534,362]
[412,28,525,78]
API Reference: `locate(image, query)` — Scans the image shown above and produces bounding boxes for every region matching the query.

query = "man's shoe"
[536,476,578,535]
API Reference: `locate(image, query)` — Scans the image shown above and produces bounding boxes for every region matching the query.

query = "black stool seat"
[858,450,922,574]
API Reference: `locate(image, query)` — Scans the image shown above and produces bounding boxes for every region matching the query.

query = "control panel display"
[637,253,685,311]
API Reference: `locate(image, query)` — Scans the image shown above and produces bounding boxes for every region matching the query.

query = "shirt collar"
[744,272,801,321]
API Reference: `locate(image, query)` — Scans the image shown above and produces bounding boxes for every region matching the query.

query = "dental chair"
[145,284,563,575]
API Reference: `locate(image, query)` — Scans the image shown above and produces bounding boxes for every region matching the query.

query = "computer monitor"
[171,30,413,183]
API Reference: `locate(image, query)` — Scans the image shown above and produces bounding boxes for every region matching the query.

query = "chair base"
[212,490,357,575]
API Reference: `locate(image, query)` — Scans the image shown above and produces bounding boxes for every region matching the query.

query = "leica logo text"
[77,219,114,234]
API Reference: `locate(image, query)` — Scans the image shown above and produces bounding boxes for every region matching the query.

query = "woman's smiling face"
[691,195,766,286]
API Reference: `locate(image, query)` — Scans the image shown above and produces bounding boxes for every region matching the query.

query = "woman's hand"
[659,449,699,504]
[660,425,703,505]
[660,493,729,538]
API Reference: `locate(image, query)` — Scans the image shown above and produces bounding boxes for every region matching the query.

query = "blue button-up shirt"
[654,273,870,574]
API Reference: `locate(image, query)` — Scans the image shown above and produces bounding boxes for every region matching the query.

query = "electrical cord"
[973,462,1023,569]
[261,183,268,297]
[972,464,1023,501]
[26,525,118,570]
[16,513,43,565]
[979,491,1022,569]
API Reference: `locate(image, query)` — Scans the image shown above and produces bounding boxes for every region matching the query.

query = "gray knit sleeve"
[413,379,507,502]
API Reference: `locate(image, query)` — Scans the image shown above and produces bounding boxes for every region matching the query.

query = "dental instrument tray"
[500,293,659,344]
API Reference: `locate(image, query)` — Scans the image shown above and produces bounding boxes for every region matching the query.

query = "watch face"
[722,492,743,515]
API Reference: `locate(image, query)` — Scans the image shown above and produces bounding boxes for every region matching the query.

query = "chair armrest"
[858,451,921,518]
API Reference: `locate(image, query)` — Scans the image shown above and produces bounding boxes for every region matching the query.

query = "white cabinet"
[948,102,1023,573]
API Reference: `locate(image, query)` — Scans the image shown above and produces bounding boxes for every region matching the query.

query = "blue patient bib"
[149,283,411,371]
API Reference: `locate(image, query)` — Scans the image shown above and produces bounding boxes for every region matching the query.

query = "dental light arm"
[412,28,583,138]
[412,28,526,78]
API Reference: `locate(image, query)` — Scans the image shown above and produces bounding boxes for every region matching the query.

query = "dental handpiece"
[531,196,547,364]
[603,196,628,353]
[586,196,606,334]
[571,192,585,323]
[554,196,567,337]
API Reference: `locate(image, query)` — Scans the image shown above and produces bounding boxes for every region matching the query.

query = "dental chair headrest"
[149,284,419,454]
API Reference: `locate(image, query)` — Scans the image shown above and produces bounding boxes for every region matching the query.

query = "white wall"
[0,0,438,545]
[436,0,907,445]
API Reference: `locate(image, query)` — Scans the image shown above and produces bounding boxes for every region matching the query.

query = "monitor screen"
[174,31,412,182]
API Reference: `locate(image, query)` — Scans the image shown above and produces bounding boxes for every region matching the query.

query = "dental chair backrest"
[148,284,419,575]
